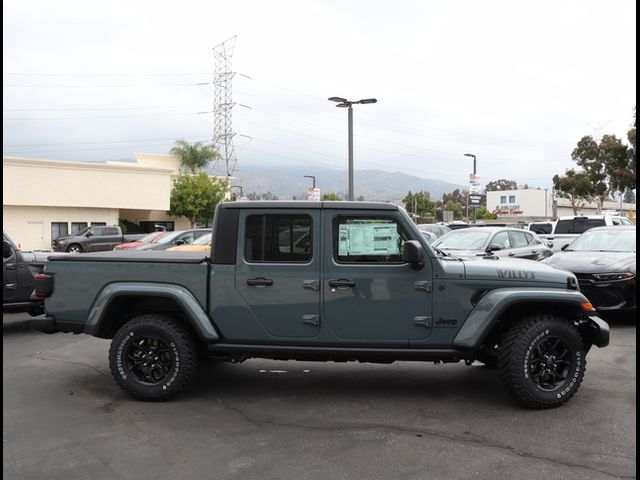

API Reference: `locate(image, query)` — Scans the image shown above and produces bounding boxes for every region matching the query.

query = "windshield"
[155,231,185,244]
[567,229,636,252]
[433,230,491,250]
[140,231,165,243]
[192,233,212,245]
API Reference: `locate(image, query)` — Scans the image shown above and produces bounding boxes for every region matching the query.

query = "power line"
[3,111,209,120]
[3,104,210,112]
[3,135,210,149]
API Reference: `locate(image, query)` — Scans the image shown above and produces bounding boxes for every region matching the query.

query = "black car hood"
[544,251,636,273]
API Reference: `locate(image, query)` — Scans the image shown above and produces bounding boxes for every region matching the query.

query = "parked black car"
[3,232,47,316]
[543,226,636,313]
[432,227,553,261]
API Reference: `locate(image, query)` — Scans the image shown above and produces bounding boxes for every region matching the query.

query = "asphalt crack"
[217,403,634,479]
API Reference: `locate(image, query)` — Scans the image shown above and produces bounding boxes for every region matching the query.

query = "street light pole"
[303,175,316,189]
[329,96,377,201]
[231,185,243,200]
[464,153,477,224]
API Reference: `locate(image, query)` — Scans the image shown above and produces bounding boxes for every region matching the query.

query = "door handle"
[5,283,17,290]
[531,249,538,254]
[247,277,273,287]
[508,252,516,256]
[5,263,16,270]
[328,279,356,288]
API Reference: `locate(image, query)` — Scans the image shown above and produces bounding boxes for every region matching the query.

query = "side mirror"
[175,239,186,246]
[402,240,424,269]
[547,241,553,248]
[3,240,12,258]
[561,243,569,251]
[85,232,92,237]
[487,243,502,252]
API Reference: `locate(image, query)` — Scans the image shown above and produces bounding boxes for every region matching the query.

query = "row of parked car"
[113,229,212,252]
[416,219,636,314]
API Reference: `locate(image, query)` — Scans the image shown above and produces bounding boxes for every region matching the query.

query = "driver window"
[492,231,511,249]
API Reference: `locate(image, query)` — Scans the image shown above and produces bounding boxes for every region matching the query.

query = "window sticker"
[338,223,400,256]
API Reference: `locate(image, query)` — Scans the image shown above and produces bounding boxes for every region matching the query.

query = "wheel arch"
[84,282,219,342]
[454,288,608,350]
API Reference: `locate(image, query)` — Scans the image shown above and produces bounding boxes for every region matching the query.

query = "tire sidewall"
[111,322,184,399]
[520,323,584,404]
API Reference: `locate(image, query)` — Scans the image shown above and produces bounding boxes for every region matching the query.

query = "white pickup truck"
[536,215,633,251]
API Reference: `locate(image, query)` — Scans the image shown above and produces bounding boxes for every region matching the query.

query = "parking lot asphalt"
[3,312,636,480]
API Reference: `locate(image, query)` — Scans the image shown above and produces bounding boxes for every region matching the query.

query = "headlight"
[592,272,635,281]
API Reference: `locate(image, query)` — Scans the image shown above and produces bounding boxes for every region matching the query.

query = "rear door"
[508,230,539,259]
[235,209,321,339]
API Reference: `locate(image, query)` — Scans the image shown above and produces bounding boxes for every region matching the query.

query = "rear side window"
[245,215,312,262]
[104,227,119,235]
[530,223,552,234]
[334,216,406,263]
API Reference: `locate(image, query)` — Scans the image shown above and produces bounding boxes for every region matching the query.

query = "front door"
[322,211,433,345]
[235,210,321,339]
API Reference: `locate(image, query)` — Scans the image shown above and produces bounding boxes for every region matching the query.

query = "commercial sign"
[308,187,321,202]
[469,194,482,208]
[493,204,524,216]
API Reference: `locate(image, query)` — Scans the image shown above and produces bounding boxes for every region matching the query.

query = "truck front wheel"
[498,314,586,409]
[109,314,199,401]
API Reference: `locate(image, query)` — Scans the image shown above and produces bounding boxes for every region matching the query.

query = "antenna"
[210,36,238,177]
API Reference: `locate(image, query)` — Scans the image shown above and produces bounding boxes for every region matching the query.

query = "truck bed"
[45,251,210,324]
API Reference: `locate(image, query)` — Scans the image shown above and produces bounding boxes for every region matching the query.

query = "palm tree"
[170,139,220,174]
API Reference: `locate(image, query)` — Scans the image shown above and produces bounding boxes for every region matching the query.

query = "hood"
[461,255,574,285]
[115,241,143,249]
[543,251,636,273]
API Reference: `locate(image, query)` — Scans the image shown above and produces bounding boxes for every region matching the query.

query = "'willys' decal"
[497,269,536,280]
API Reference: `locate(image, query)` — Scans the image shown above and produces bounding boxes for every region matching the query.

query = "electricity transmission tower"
[210,36,238,176]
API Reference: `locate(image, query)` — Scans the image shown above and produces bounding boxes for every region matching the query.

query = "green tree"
[476,207,498,220]
[169,173,229,228]
[170,139,220,174]
[552,169,594,215]
[403,191,436,222]
[322,192,343,201]
[484,179,517,192]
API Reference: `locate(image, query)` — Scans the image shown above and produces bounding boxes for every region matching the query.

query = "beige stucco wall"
[3,205,119,251]
[119,209,191,230]
[487,189,550,218]
[3,154,179,210]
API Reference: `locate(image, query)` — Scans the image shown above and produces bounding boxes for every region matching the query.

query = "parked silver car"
[432,227,553,261]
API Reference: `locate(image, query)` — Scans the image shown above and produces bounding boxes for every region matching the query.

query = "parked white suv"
[539,215,632,251]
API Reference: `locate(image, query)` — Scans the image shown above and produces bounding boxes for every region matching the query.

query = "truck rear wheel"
[498,314,586,409]
[108,314,198,401]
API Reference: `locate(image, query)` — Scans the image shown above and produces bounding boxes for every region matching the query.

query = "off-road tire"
[109,314,198,401]
[498,314,586,409]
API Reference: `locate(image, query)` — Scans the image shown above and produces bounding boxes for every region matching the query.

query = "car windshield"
[433,230,491,250]
[155,231,185,244]
[192,233,212,245]
[567,229,636,252]
[140,231,165,243]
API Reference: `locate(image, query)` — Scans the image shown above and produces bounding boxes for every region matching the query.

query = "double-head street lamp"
[463,153,477,223]
[328,96,377,201]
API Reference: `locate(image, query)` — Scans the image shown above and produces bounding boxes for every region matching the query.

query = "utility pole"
[211,36,238,177]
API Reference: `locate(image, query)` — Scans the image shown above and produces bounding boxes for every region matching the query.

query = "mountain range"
[235,165,464,203]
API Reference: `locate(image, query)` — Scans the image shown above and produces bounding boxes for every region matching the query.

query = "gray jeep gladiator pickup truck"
[51,225,145,253]
[32,202,609,409]
[3,232,47,316]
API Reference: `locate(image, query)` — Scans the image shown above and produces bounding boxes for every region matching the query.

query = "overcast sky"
[3,0,636,188]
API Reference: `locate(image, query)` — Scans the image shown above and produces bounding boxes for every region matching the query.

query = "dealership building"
[3,154,194,251]
[486,189,636,221]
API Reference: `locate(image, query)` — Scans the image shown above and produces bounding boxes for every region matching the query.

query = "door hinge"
[302,314,320,327]
[413,316,432,328]
[303,280,320,291]
[414,281,432,293]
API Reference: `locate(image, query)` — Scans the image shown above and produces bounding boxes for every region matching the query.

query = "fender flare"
[453,288,609,349]
[84,282,219,341]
